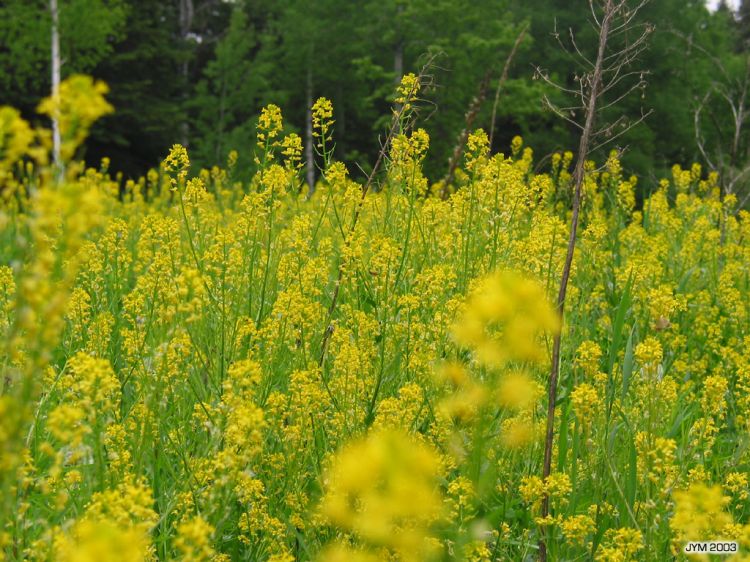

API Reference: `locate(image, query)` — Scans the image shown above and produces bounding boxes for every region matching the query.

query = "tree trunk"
[394,41,403,86]
[337,83,345,158]
[179,0,194,147]
[394,4,404,86]
[50,0,61,167]
[305,60,315,195]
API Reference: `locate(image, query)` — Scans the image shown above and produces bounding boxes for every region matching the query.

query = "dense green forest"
[2,0,750,193]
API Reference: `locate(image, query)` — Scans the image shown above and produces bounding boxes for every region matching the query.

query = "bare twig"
[541,94,586,130]
[440,26,528,197]
[687,45,750,197]
[440,67,493,196]
[694,90,716,171]
[590,108,652,153]
[489,25,529,148]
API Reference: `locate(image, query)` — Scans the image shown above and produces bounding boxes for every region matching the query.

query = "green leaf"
[607,272,633,377]
[621,327,635,399]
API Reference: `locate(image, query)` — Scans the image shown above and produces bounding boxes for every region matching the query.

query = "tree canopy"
[2,0,748,193]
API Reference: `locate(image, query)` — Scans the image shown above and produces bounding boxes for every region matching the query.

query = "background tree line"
[2,0,750,195]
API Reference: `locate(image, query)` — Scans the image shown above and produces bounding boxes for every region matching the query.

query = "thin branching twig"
[537,2,651,560]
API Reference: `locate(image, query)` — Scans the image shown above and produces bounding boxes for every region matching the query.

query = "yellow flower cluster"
[570,383,601,426]
[319,430,443,561]
[257,104,283,147]
[37,74,113,162]
[395,72,420,109]
[452,270,559,367]
[312,97,334,142]
[1,73,750,562]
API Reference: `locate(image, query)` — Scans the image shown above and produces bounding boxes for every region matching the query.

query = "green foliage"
[0,0,127,108]
[85,0,184,175]
[3,0,750,195]
[191,8,269,172]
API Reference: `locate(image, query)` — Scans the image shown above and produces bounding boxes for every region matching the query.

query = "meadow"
[1,73,750,562]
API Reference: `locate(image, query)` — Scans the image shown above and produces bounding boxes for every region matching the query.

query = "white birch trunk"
[305,61,315,195]
[50,0,61,167]
[179,0,194,147]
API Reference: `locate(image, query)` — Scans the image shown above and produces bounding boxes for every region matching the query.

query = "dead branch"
[440,25,528,197]
[695,90,717,171]
[489,24,529,147]
[538,2,651,560]
[440,68,494,196]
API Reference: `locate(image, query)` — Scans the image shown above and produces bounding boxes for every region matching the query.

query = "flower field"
[2,75,750,561]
